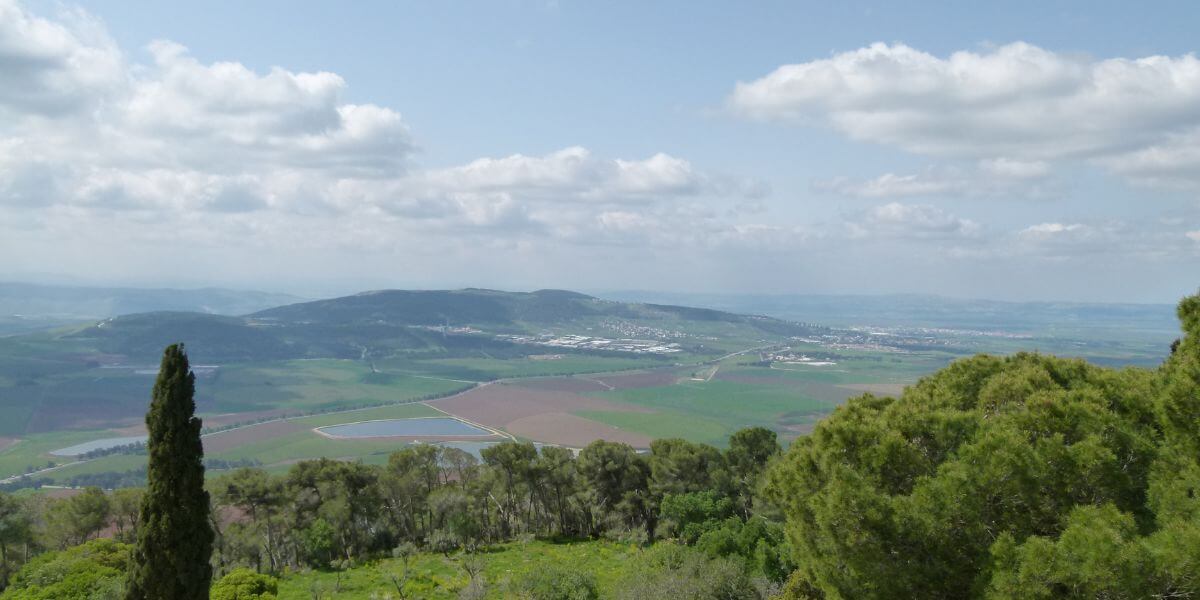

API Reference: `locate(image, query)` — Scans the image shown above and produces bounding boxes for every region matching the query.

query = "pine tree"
[125,344,213,599]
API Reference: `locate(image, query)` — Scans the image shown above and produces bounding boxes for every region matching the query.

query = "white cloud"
[0,0,762,246]
[0,0,123,116]
[817,173,959,198]
[979,158,1051,179]
[731,42,1200,187]
[420,146,717,199]
[847,202,979,240]
[815,156,1061,200]
[1101,131,1200,189]
[1187,230,1200,242]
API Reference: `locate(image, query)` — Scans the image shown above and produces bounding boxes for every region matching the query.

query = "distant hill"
[0,282,305,335]
[57,288,819,364]
[253,288,779,328]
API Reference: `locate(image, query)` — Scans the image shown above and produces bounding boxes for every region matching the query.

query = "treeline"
[206,430,789,586]
[0,429,790,597]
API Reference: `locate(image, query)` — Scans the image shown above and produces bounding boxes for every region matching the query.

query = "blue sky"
[3,1,1199,302]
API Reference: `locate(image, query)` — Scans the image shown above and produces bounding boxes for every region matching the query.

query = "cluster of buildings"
[761,349,838,366]
[498,333,683,354]
[596,319,694,340]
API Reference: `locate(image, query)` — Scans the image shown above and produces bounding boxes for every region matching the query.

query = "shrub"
[211,568,279,600]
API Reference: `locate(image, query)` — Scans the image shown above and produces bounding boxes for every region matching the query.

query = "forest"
[0,293,1198,599]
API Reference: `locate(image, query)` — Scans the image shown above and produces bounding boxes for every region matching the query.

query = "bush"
[2,538,130,600]
[614,543,760,600]
[211,568,279,600]
[505,564,599,600]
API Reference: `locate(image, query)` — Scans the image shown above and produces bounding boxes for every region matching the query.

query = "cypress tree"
[125,344,213,599]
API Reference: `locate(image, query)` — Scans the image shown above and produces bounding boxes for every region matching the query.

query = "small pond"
[317,417,490,438]
[51,436,147,457]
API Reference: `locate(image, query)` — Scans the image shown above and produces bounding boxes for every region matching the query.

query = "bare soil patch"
[505,413,652,448]
[836,383,908,397]
[202,420,307,453]
[429,383,653,446]
[508,377,611,393]
[0,437,19,451]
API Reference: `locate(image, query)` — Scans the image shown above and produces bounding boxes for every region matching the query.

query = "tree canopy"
[768,292,1200,599]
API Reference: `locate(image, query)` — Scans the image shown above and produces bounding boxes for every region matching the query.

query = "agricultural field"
[0,287,1176,492]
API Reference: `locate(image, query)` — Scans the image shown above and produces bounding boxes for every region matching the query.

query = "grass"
[592,379,833,427]
[406,355,664,381]
[576,409,732,446]
[274,539,641,599]
[204,359,468,414]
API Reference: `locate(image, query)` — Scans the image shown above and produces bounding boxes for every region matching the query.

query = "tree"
[0,492,31,588]
[724,428,779,516]
[42,487,110,550]
[480,441,538,537]
[659,491,733,543]
[648,439,725,499]
[577,441,652,535]
[762,293,1200,599]
[125,344,214,600]
[109,489,143,544]
[214,468,284,572]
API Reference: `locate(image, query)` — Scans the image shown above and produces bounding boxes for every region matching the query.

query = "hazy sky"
[2,0,1199,302]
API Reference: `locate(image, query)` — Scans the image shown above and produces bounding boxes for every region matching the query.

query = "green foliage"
[577,441,653,535]
[659,491,733,543]
[1,538,129,600]
[694,517,793,583]
[0,492,32,587]
[505,564,600,600]
[766,292,1200,598]
[210,569,278,600]
[613,543,762,600]
[42,487,109,550]
[125,344,213,600]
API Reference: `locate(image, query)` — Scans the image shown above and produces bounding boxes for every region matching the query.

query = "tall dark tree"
[126,344,214,600]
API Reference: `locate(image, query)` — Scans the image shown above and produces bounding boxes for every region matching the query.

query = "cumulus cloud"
[422,147,705,199]
[1187,230,1200,243]
[846,202,979,240]
[0,0,123,116]
[0,0,762,249]
[732,42,1200,189]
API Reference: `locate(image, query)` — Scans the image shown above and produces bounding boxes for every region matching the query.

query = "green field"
[576,409,732,446]
[383,354,668,381]
[203,359,470,414]
[590,379,832,433]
